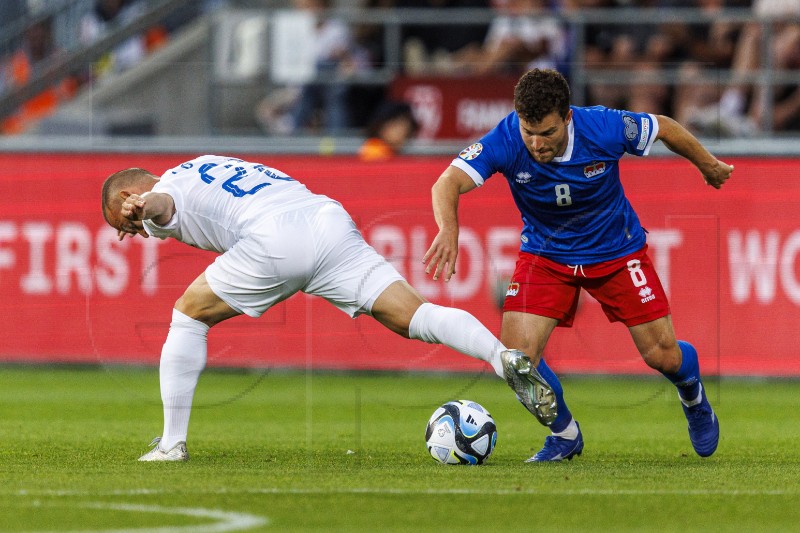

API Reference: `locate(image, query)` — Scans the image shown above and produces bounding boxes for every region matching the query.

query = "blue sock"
[663,340,702,402]
[537,357,573,433]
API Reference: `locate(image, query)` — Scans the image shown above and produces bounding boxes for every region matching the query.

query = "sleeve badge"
[459,143,483,161]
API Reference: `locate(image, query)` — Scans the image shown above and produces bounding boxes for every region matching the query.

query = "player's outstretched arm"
[655,115,734,189]
[423,166,478,282]
[120,191,175,226]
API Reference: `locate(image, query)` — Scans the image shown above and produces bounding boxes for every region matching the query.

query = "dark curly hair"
[513,69,571,124]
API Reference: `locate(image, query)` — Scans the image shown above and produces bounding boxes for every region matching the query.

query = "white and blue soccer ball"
[425,400,497,465]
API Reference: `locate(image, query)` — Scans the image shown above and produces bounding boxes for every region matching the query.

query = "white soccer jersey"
[143,155,404,318]
[143,155,331,253]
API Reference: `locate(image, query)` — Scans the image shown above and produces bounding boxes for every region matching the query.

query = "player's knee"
[174,291,232,327]
[499,331,542,362]
[372,281,424,338]
[175,294,207,323]
[502,340,540,362]
[373,307,414,338]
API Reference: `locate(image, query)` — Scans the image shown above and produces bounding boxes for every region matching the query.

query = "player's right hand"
[423,228,459,282]
[120,193,146,220]
[703,160,734,189]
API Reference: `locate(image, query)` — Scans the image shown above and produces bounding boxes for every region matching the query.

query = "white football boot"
[138,437,189,462]
[500,349,558,426]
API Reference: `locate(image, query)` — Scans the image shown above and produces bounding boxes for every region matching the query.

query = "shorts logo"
[639,286,655,303]
[459,143,483,161]
[506,282,520,297]
[623,115,639,141]
[583,161,606,178]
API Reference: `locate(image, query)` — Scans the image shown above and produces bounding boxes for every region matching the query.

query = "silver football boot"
[500,349,558,426]
[138,437,189,462]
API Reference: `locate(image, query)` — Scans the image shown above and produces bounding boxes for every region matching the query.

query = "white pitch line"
[11,487,795,498]
[19,502,267,533]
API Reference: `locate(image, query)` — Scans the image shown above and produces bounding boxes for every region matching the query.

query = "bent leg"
[176,272,242,326]
[629,315,700,400]
[370,280,506,376]
[501,312,577,436]
[369,280,426,337]
[159,273,241,451]
[630,316,718,456]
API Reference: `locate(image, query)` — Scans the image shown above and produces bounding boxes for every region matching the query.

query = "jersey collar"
[551,119,575,163]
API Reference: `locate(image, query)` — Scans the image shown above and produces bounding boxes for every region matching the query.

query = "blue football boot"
[681,382,719,457]
[526,422,584,462]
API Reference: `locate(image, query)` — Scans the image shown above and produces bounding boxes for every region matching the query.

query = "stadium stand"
[0,0,799,142]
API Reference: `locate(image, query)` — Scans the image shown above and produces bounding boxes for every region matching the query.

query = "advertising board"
[0,152,797,376]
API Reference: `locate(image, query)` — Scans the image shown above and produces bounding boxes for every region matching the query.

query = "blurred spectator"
[447,0,568,77]
[672,0,744,131]
[675,0,742,68]
[566,0,695,113]
[355,0,399,71]
[257,0,372,135]
[1,17,76,134]
[80,0,148,79]
[397,0,491,75]
[564,0,643,109]
[358,100,419,160]
[687,0,800,135]
[563,0,745,115]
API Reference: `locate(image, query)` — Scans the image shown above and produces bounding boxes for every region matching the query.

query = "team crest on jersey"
[506,282,520,297]
[459,143,483,161]
[622,115,639,141]
[584,161,606,178]
[515,172,532,184]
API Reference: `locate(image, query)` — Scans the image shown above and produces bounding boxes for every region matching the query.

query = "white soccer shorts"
[205,200,404,318]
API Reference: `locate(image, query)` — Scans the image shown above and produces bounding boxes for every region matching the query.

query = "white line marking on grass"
[18,503,267,533]
[243,487,796,497]
[12,487,795,498]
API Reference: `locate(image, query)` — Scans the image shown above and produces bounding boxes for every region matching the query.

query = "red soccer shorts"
[502,245,670,327]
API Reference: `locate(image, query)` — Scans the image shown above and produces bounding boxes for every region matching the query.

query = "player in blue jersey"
[424,69,733,461]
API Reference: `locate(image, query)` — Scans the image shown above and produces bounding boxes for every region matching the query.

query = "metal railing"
[0,0,198,119]
[2,5,799,136]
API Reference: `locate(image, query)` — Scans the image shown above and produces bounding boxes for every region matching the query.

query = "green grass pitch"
[1,366,799,532]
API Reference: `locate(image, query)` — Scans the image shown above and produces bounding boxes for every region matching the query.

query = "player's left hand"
[702,160,734,189]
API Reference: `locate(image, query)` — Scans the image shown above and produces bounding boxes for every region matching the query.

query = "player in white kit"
[101,155,557,461]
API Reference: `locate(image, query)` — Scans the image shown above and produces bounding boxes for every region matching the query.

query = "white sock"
[408,302,505,378]
[159,308,209,450]
[552,418,580,440]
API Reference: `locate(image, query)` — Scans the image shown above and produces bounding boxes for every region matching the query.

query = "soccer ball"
[425,400,497,465]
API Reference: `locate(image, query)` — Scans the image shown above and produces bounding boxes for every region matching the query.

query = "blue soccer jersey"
[451,105,659,264]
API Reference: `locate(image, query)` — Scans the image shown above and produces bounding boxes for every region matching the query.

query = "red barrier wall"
[0,152,797,376]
